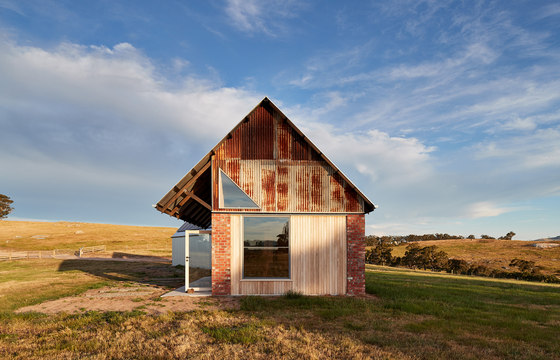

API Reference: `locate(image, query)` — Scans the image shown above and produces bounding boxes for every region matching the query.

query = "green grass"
[363,266,560,358]
[0,258,184,313]
[2,259,559,359]
[240,266,560,359]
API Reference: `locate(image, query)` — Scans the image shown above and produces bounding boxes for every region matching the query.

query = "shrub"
[284,290,303,299]
[446,259,469,274]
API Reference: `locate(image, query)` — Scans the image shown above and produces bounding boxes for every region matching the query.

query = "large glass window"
[219,169,259,209]
[243,216,290,279]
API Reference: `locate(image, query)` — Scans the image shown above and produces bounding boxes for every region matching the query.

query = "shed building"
[155,98,375,295]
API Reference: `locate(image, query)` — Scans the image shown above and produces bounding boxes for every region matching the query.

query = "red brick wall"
[347,214,365,295]
[211,213,231,295]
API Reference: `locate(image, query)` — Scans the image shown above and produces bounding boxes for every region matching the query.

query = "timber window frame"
[241,215,291,280]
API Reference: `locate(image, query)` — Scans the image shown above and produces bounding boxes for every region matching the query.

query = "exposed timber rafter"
[170,190,211,216]
[161,161,211,211]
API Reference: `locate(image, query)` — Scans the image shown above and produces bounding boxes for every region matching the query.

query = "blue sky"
[1,0,559,240]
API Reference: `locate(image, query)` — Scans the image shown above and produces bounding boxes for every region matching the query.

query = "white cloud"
[465,201,512,219]
[286,116,437,186]
[475,126,560,169]
[0,38,447,223]
[0,39,260,144]
[223,0,303,36]
[502,117,537,131]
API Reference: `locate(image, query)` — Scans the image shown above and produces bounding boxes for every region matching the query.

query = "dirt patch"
[16,285,239,314]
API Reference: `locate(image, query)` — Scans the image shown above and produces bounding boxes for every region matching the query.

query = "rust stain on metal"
[261,167,276,211]
[310,167,322,212]
[240,162,256,203]
[344,181,360,212]
[209,102,370,214]
[276,165,289,211]
[330,172,344,212]
[159,98,373,229]
[296,168,310,212]
[226,160,241,184]
[292,133,308,160]
[240,106,274,160]
[277,120,292,160]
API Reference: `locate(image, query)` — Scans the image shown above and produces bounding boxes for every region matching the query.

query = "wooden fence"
[78,245,106,257]
[0,245,106,261]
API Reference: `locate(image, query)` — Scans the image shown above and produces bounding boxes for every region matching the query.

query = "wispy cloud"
[466,201,514,219]
[0,0,24,16]
[535,3,560,19]
[223,0,304,36]
[474,126,560,169]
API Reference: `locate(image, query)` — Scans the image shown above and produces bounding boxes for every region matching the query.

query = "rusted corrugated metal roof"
[155,97,375,227]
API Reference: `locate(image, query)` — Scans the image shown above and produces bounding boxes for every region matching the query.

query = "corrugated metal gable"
[156,97,375,226]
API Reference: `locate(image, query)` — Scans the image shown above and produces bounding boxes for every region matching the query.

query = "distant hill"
[0,220,176,256]
[535,235,560,241]
[389,238,560,276]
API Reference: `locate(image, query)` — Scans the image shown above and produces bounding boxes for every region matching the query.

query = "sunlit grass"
[388,238,560,276]
[1,260,559,359]
[0,258,185,313]
[0,220,175,256]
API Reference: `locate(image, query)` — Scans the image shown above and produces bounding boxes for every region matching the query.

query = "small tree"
[365,240,393,265]
[0,194,14,220]
[447,259,469,274]
[402,243,422,269]
[510,258,539,274]
[467,234,475,240]
[420,245,449,271]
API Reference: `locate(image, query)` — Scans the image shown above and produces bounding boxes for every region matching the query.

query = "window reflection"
[220,170,259,208]
[243,217,289,279]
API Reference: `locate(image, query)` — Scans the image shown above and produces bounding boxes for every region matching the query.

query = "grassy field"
[390,239,560,276]
[1,258,559,359]
[0,221,176,256]
[0,258,185,313]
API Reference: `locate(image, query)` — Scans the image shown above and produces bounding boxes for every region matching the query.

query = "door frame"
[184,230,212,292]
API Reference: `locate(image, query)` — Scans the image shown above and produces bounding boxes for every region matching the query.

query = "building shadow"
[57,257,184,288]
[57,257,211,288]
[110,252,170,262]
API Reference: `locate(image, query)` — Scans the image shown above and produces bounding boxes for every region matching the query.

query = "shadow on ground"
[111,252,170,261]
[57,257,211,288]
[58,257,183,288]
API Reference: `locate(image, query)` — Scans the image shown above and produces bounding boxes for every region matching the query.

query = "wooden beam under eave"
[171,192,195,217]
[184,204,206,224]
[161,161,211,211]
[191,193,212,211]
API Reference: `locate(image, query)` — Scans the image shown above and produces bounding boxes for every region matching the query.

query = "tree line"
[365,231,516,246]
[365,241,559,284]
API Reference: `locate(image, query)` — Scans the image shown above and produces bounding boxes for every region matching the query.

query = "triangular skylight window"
[219,169,260,209]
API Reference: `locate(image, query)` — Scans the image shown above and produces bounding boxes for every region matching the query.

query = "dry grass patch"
[0,258,192,313]
[3,255,559,359]
[0,220,176,256]
[0,310,404,359]
[389,239,560,275]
